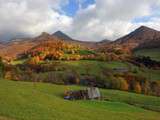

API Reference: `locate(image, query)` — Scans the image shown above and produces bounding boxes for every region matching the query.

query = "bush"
[119,77,129,91]
[134,82,142,93]
[150,81,160,96]
[0,57,4,77]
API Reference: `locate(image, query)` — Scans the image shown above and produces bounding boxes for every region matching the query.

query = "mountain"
[99,39,111,44]
[0,31,94,60]
[114,26,160,49]
[0,39,36,60]
[52,31,73,40]
[0,25,160,60]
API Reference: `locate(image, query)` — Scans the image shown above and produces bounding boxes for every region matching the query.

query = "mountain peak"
[54,31,64,34]
[100,39,111,43]
[34,32,53,41]
[135,26,158,33]
[138,25,149,29]
[114,25,160,49]
[52,31,72,40]
[40,32,50,36]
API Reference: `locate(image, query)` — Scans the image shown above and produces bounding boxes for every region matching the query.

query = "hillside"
[0,40,36,60]
[1,25,160,60]
[112,26,160,50]
[0,32,98,60]
[52,31,73,40]
[0,79,159,120]
[134,48,160,61]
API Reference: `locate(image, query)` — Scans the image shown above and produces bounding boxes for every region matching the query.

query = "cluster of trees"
[79,72,160,96]
[19,40,132,65]
[3,49,160,97]
[3,61,160,96]
[3,63,80,85]
[21,41,85,63]
[133,56,160,69]
[0,57,4,77]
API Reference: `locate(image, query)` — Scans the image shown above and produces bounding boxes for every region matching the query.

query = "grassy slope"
[11,60,160,81]
[10,60,160,81]
[0,79,159,120]
[63,60,128,75]
[62,60,160,81]
[134,48,160,61]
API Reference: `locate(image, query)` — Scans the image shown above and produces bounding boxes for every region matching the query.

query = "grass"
[62,60,128,75]
[61,60,160,81]
[11,59,160,81]
[134,48,160,61]
[0,79,159,120]
[11,59,26,65]
[78,50,96,55]
[101,89,160,111]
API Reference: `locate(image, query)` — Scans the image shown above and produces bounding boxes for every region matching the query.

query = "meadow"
[0,79,159,120]
[61,60,160,81]
[11,60,160,81]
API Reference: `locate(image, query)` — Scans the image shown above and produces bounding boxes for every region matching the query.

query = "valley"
[0,26,160,120]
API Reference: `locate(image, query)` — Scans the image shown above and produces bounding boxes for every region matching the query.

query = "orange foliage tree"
[134,81,142,93]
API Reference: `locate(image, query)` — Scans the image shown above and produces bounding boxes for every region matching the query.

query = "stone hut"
[64,87,101,100]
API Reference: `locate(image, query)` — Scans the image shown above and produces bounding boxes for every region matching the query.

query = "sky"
[0,0,160,41]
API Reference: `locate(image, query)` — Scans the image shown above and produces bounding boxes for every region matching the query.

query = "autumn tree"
[119,77,129,91]
[150,81,160,96]
[140,79,150,95]
[0,57,4,77]
[134,81,142,93]
[27,56,40,65]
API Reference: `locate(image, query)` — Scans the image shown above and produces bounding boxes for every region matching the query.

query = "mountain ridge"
[112,26,160,49]
[52,31,73,40]
[0,25,160,60]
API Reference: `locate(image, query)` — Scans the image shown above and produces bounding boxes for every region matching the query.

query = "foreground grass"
[0,79,159,120]
[134,48,160,61]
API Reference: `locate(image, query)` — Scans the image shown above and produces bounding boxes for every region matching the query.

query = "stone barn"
[64,87,101,100]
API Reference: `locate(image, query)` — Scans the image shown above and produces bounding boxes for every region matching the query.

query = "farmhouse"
[113,67,128,73]
[64,87,101,100]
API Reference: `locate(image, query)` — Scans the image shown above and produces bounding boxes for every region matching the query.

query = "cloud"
[0,0,160,41]
[68,0,160,41]
[0,0,72,40]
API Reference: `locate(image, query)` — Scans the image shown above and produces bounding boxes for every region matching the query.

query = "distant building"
[113,67,128,73]
[64,87,101,100]
[87,87,101,99]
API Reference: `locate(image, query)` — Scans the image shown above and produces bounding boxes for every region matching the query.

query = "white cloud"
[68,0,160,41]
[0,0,160,41]
[0,0,72,40]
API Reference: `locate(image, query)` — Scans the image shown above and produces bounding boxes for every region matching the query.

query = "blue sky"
[62,0,95,16]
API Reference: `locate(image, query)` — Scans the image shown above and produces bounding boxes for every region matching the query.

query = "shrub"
[119,77,129,91]
[27,56,40,65]
[134,82,142,93]
[0,57,4,77]
[150,81,160,96]
[141,80,150,95]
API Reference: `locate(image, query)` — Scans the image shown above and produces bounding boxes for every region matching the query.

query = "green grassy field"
[62,60,128,75]
[61,60,160,81]
[11,60,160,81]
[134,48,160,61]
[0,79,159,120]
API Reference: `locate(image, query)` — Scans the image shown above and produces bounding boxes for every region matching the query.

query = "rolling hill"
[0,25,160,61]
[0,79,159,120]
[113,26,160,50]
[134,48,160,61]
